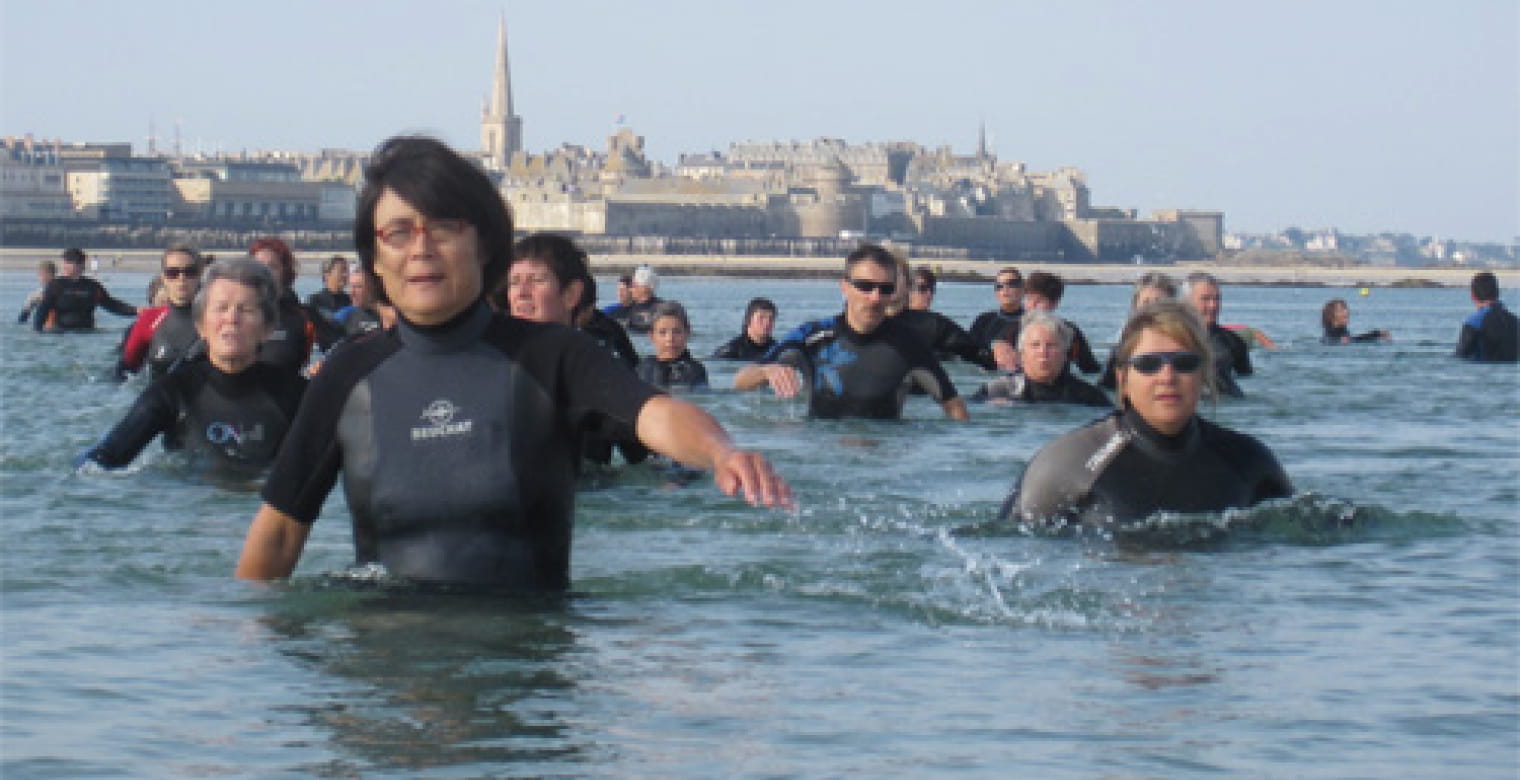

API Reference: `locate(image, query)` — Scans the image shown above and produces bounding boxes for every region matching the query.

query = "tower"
[480,16,522,172]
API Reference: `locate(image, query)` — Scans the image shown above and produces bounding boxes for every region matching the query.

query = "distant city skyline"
[2,0,1514,243]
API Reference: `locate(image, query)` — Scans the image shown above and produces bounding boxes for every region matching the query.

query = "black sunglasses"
[912,284,934,294]
[847,279,897,296]
[1124,351,1203,375]
[162,266,199,279]
[993,280,1023,290]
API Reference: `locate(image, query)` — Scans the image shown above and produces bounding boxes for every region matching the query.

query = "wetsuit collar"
[1120,405,1199,455]
[395,301,493,354]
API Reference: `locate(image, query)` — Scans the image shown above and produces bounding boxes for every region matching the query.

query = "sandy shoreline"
[1,247,1510,288]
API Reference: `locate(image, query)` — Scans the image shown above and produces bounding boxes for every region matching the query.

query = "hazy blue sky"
[2,0,1515,242]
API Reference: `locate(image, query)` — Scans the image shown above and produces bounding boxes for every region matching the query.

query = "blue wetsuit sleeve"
[83,380,180,468]
[1454,310,1484,359]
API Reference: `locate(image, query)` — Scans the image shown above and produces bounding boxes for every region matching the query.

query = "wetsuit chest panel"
[791,324,914,419]
[338,341,569,585]
[178,370,295,473]
[52,279,100,329]
[148,307,199,379]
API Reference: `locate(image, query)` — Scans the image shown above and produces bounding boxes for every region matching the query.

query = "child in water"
[636,301,709,391]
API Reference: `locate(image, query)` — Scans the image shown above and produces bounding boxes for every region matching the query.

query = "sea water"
[2,268,1517,778]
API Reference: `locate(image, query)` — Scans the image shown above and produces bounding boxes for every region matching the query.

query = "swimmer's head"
[248,236,297,289]
[1114,299,1217,404]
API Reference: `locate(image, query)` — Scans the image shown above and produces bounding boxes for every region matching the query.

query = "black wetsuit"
[761,314,959,419]
[1322,325,1387,344]
[896,309,992,368]
[1206,323,1252,398]
[635,351,709,391]
[336,305,386,338]
[1455,301,1519,363]
[623,297,664,333]
[580,309,640,368]
[258,290,314,374]
[82,358,307,477]
[1064,319,1102,374]
[712,333,776,362]
[306,289,353,350]
[968,308,1022,356]
[972,368,1111,407]
[1001,407,1292,526]
[32,277,136,331]
[260,302,661,589]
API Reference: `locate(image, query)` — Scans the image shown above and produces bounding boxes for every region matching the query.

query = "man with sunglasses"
[967,267,1026,371]
[734,244,968,420]
[896,266,994,369]
[115,245,205,382]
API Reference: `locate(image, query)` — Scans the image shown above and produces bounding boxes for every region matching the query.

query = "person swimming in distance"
[1321,298,1391,344]
[1001,299,1291,528]
[1020,271,1101,374]
[973,309,1111,407]
[636,301,709,391]
[78,258,307,479]
[247,237,317,375]
[1182,272,1252,397]
[235,136,789,589]
[712,297,778,361]
[733,243,969,421]
[16,260,56,325]
[968,266,1025,371]
[622,265,664,333]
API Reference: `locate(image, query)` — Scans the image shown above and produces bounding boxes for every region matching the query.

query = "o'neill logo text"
[412,399,474,441]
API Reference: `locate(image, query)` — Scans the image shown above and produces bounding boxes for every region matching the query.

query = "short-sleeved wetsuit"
[117,303,201,381]
[712,333,776,362]
[83,358,307,477]
[635,351,709,391]
[1455,301,1519,363]
[33,277,136,331]
[972,368,1111,408]
[260,302,661,589]
[1001,407,1292,526]
[760,314,959,419]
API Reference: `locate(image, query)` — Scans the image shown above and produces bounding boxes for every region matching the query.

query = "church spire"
[480,14,521,172]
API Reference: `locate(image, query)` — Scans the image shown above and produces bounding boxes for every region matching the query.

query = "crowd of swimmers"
[15,135,1519,590]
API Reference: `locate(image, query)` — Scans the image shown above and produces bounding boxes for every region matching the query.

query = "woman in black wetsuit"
[79,259,306,478]
[1002,300,1291,527]
[712,297,778,361]
[235,136,790,588]
[1321,298,1391,344]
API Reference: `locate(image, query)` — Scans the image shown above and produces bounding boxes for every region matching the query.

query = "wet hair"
[1017,308,1073,352]
[844,243,898,276]
[192,257,280,327]
[162,243,204,271]
[1471,271,1500,303]
[513,233,593,318]
[995,266,1023,284]
[650,300,691,332]
[354,135,515,306]
[1113,299,1217,404]
[61,247,86,265]
[1129,271,1177,310]
[741,297,777,333]
[1181,271,1219,299]
[912,266,936,293]
[1024,271,1065,306]
[1321,298,1349,330]
[322,255,349,275]
[247,236,297,288]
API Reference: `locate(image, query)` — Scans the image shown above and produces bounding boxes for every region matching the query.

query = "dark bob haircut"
[354,135,515,306]
[514,232,595,319]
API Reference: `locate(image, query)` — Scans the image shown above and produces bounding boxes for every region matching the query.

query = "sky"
[2,0,1515,243]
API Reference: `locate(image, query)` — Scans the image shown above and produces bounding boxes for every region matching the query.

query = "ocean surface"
[2,267,1517,778]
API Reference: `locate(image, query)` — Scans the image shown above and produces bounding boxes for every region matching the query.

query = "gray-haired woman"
[78,258,307,477]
